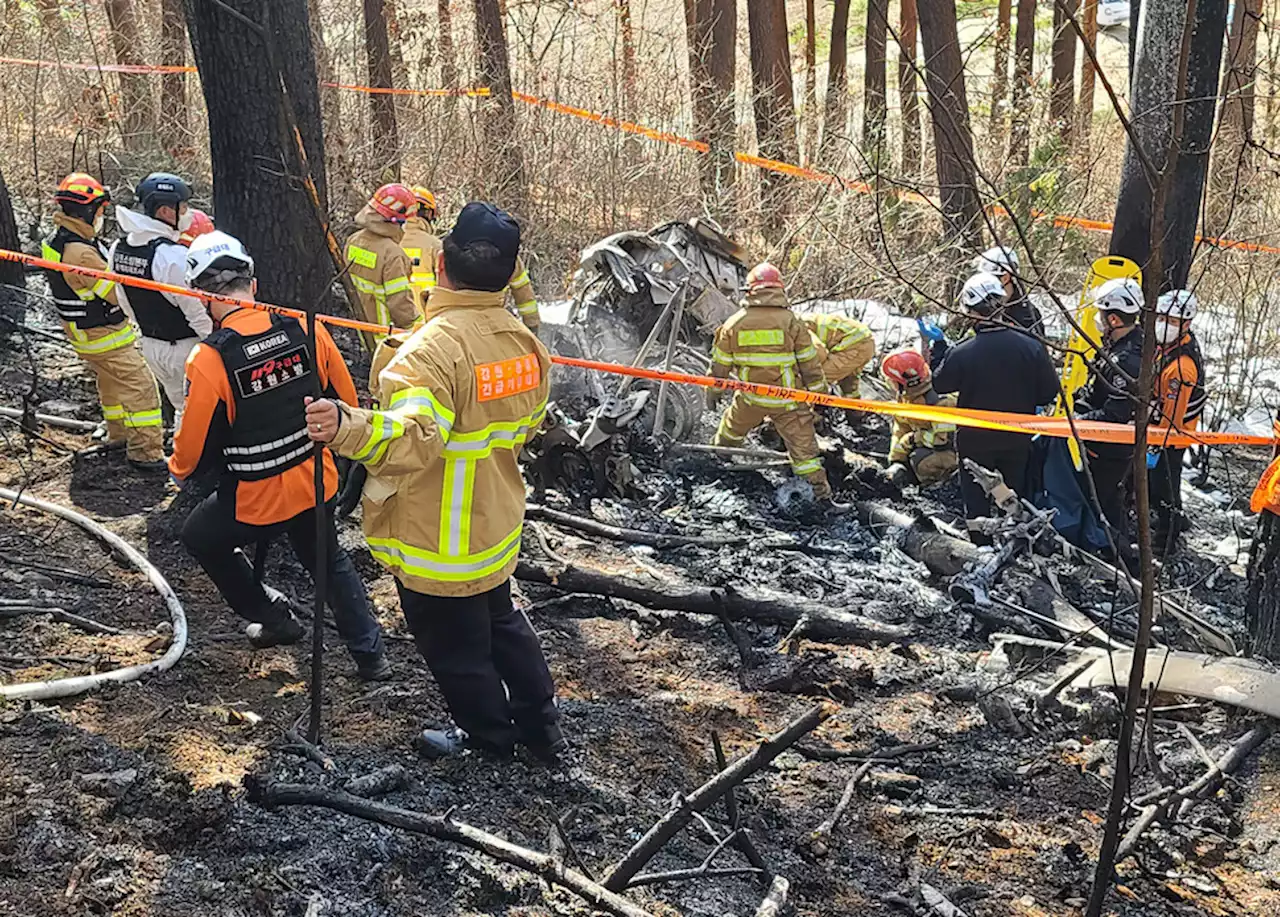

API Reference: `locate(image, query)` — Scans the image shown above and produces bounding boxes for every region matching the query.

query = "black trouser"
[1150,447,1186,537]
[957,434,1032,534]
[397,578,558,754]
[181,492,384,658]
[1084,448,1133,538]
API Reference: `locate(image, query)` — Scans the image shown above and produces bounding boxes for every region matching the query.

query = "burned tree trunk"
[820,0,851,165]
[990,0,1011,143]
[0,166,20,289]
[474,0,525,208]
[1208,0,1262,234]
[1051,0,1079,146]
[747,0,799,236]
[438,0,458,93]
[862,0,888,156]
[686,0,737,215]
[1247,510,1280,660]
[917,0,982,249]
[1078,0,1098,144]
[385,0,409,90]
[1010,0,1035,165]
[184,0,334,308]
[898,0,921,175]
[308,0,356,213]
[104,0,157,152]
[1109,0,1227,287]
[158,0,188,154]
[364,0,401,182]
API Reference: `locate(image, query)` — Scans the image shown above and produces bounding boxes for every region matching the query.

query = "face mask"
[1094,313,1111,337]
[177,208,195,232]
[1155,320,1181,344]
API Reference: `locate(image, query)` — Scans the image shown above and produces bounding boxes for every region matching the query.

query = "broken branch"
[526,504,748,549]
[754,875,791,917]
[249,780,654,917]
[0,605,123,636]
[602,703,833,892]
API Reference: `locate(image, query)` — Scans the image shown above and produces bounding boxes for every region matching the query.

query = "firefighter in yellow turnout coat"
[401,186,540,329]
[345,184,418,346]
[41,174,164,468]
[708,263,838,504]
[307,203,562,763]
[802,312,875,396]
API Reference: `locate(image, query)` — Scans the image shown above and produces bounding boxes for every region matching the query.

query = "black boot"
[245,597,305,649]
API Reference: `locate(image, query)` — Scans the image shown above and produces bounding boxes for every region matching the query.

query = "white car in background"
[1097,0,1131,28]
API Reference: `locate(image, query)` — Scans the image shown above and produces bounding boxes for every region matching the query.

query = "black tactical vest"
[110,237,198,342]
[206,314,315,482]
[41,228,125,328]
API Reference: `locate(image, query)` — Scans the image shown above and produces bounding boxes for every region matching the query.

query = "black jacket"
[1077,326,1144,457]
[932,324,1060,451]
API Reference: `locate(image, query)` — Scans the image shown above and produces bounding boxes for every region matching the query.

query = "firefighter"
[1073,277,1146,537]
[1150,289,1207,550]
[801,312,876,396]
[109,172,211,427]
[880,348,958,487]
[306,202,562,761]
[931,272,1059,541]
[399,185,541,330]
[973,245,1043,335]
[170,231,389,679]
[41,173,164,469]
[707,263,846,510]
[178,208,215,246]
[346,183,418,345]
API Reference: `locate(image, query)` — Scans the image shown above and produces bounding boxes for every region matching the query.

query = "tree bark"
[1108,0,1227,288]
[474,0,525,208]
[1248,508,1280,661]
[184,0,334,309]
[308,0,357,213]
[1051,0,1079,146]
[363,0,401,183]
[747,0,799,237]
[803,0,819,162]
[438,0,458,93]
[158,0,188,155]
[618,0,638,114]
[990,0,1012,143]
[862,0,888,157]
[820,0,851,165]
[384,0,409,90]
[898,0,921,175]
[1010,0,1035,165]
[0,166,21,289]
[1078,0,1098,145]
[686,0,737,215]
[917,0,982,249]
[104,0,157,152]
[1208,0,1262,235]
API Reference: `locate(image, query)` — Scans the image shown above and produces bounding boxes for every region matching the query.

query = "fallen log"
[602,703,833,892]
[856,502,978,577]
[516,560,911,645]
[526,504,748,549]
[249,780,653,917]
[344,764,408,798]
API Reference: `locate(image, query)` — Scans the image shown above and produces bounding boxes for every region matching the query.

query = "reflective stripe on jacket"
[802,312,872,354]
[709,288,826,410]
[888,390,957,462]
[346,204,416,335]
[1155,331,1207,433]
[332,287,551,597]
[400,218,442,296]
[42,215,125,330]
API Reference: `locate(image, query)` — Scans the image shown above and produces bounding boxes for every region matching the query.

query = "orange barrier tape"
[9,55,1280,254]
[3,248,1270,451]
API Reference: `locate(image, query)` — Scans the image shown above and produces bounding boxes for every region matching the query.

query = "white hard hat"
[186,230,254,289]
[973,246,1019,275]
[1156,289,1198,320]
[961,271,1007,311]
[1092,277,1143,315]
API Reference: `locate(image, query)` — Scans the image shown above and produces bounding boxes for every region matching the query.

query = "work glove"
[705,386,726,411]
[916,319,945,343]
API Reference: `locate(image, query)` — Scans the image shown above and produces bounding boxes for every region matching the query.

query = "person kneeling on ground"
[306,203,564,763]
[879,347,958,487]
[169,231,389,680]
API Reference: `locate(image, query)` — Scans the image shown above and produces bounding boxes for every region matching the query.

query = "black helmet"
[135,172,192,217]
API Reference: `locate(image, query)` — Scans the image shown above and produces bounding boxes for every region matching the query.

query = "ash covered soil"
[3,288,1280,917]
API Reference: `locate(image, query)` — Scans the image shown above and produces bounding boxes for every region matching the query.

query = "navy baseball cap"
[446,202,520,260]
